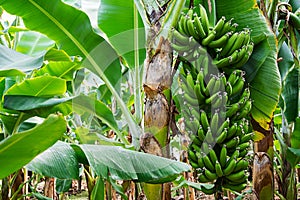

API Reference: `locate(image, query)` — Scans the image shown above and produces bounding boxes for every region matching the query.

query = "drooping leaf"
[26,141,79,179]
[44,48,72,62]
[3,95,119,135]
[79,144,190,183]
[55,179,73,194]
[34,61,81,80]
[98,0,146,68]
[91,177,105,200]
[281,67,299,123]
[278,42,294,80]
[0,0,102,56]
[4,76,66,97]
[0,44,44,77]
[0,114,66,179]
[16,31,55,56]
[291,117,300,149]
[216,0,281,130]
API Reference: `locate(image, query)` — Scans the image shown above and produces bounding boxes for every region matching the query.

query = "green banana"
[193,14,206,38]
[234,159,248,172]
[218,18,234,37]
[215,161,224,177]
[227,31,246,56]
[225,82,233,96]
[205,91,220,105]
[200,110,210,131]
[204,76,217,96]
[208,31,231,48]
[183,93,199,107]
[231,76,244,97]
[217,118,230,135]
[212,76,222,94]
[226,122,238,139]
[201,185,216,194]
[196,70,207,97]
[190,107,200,121]
[210,111,219,134]
[172,28,190,44]
[198,173,211,183]
[188,150,198,162]
[202,154,215,172]
[226,103,240,118]
[198,126,206,141]
[202,30,217,46]
[238,142,250,151]
[213,16,226,33]
[237,99,252,119]
[213,56,231,68]
[227,70,238,86]
[225,170,246,182]
[242,29,251,46]
[220,32,239,57]
[216,128,228,144]
[223,183,246,192]
[198,156,205,168]
[190,160,199,168]
[223,156,236,175]
[232,42,254,68]
[205,127,215,144]
[178,14,188,35]
[240,132,253,143]
[225,136,239,148]
[209,147,218,164]
[187,17,199,39]
[199,4,210,34]
[220,145,227,168]
[204,168,218,181]
[194,81,205,103]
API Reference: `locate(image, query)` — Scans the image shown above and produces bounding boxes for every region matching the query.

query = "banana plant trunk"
[141,37,173,200]
[252,119,274,200]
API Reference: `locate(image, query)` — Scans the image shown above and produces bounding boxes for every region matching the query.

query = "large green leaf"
[4,76,66,97]
[34,61,81,80]
[281,67,299,123]
[26,141,79,179]
[16,31,55,56]
[0,0,102,56]
[80,144,190,183]
[3,95,120,136]
[216,0,281,130]
[0,114,66,179]
[98,0,146,68]
[0,44,44,77]
[291,117,300,149]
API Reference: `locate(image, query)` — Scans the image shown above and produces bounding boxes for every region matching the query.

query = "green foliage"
[0,114,66,179]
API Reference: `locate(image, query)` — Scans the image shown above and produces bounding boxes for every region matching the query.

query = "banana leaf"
[15,31,55,56]
[25,141,190,183]
[3,95,120,136]
[98,0,145,68]
[0,44,44,77]
[216,0,281,130]
[0,114,66,179]
[4,76,66,97]
[80,144,190,183]
[26,141,79,179]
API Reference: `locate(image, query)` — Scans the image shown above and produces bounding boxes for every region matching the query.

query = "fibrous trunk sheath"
[142,37,173,200]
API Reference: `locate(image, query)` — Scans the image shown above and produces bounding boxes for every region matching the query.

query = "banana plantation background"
[0,0,299,199]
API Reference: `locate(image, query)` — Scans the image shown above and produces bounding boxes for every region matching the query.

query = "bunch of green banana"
[171,4,253,71]
[173,3,255,195]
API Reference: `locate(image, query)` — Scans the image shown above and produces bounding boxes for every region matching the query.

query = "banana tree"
[0,0,190,199]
